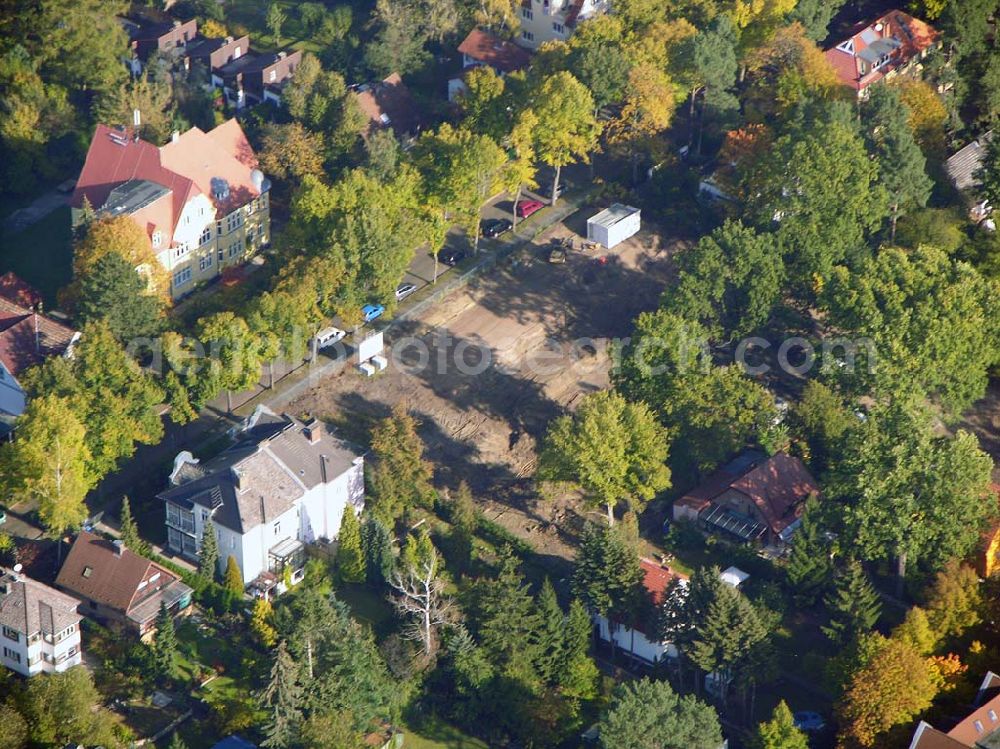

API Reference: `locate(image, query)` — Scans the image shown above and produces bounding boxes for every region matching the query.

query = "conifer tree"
[251,597,278,648]
[166,732,188,749]
[336,506,366,584]
[561,597,599,700]
[224,555,244,594]
[447,481,479,569]
[534,578,565,683]
[753,700,808,749]
[475,552,543,684]
[153,602,177,678]
[822,559,882,646]
[199,524,220,583]
[784,499,832,606]
[119,495,148,556]
[260,640,303,748]
[572,523,644,621]
[367,405,435,523]
[361,517,394,587]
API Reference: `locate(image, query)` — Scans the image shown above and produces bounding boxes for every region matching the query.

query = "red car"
[515,199,544,219]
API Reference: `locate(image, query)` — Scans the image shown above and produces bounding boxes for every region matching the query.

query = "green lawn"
[337,583,398,639]
[401,716,489,749]
[0,205,73,307]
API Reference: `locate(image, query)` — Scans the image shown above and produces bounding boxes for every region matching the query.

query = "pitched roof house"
[184,34,250,73]
[126,17,199,63]
[947,131,995,224]
[673,451,819,545]
[72,119,271,300]
[355,73,423,144]
[0,295,79,435]
[56,532,193,639]
[215,49,303,109]
[910,672,1000,748]
[450,29,532,101]
[594,558,688,664]
[823,10,940,98]
[0,568,83,677]
[158,406,365,598]
[515,0,610,49]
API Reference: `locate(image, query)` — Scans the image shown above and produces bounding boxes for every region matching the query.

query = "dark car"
[515,200,544,219]
[481,218,513,238]
[440,249,466,265]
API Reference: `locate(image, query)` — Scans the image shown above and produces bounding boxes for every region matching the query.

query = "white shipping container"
[586,204,641,249]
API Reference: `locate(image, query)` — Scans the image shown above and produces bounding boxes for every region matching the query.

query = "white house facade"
[0,568,83,677]
[515,0,610,49]
[159,407,364,595]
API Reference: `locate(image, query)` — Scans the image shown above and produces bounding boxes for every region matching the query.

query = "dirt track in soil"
[289,208,687,566]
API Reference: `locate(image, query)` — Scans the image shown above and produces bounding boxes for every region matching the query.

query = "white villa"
[0,567,83,677]
[158,407,364,597]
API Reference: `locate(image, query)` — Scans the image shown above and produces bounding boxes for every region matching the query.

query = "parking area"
[288,204,688,564]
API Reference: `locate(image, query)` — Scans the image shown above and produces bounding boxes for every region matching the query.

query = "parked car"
[314,326,346,349]
[515,200,544,219]
[548,247,567,264]
[361,304,385,323]
[481,218,513,238]
[0,507,5,525]
[440,249,466,265]
[395,282,417,300]
[793,712,826,732]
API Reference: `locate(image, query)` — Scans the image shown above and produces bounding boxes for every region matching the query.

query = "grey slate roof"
[946,131,994,192]
[0,569,81,636]
[158,407,362,535]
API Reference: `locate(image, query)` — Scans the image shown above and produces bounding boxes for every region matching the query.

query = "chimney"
[231,466,247,492]
[277,51,286,60]
[113,539,124,557]
[171,130,180,143]
[304,418,321,445]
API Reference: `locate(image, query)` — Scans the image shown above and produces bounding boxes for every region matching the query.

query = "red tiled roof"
[457,29,531,73]
[640,558,686,605]
[730,453,818,534]
[159,120,260,216]
[72,119,262,249]
[55,531,179,615]
[677,452,819,536]
[0,273,42,308]
[823,9,939,92]
[355,73,423,140]
[0,297,77,376]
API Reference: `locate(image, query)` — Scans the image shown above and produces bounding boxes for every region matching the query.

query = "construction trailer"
[586,204,641,249]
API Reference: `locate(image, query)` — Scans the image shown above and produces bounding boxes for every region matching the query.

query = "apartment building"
[0,567,83,677]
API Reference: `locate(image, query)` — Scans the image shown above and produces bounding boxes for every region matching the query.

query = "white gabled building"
[594,558,686,664]
[0,567,83,677]
[158,406,364,598]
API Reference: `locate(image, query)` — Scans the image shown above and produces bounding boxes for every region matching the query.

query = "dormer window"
[82,566,92,578]
[269,69,277,82]
[152,231,162,248]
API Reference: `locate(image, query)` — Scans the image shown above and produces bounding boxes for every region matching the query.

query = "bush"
[476,518,533,557]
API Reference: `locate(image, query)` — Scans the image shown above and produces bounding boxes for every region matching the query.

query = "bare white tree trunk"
[389,548,455,656]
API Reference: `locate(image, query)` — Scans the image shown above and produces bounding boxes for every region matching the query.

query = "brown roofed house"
[355,73,424,144]
[127,17,199,62]
[823,10,940,98]
[216,49,303,109]
[184,34,251,74]
[909,671,1000,748]
[450,29,532,101]
[0,568,83,677]
[56,532,193,640]
[672,450,819,546]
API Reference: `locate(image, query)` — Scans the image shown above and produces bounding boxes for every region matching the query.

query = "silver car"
[395,283,417,301]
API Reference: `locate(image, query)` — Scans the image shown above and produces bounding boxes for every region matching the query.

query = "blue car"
[361,304,385,323]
